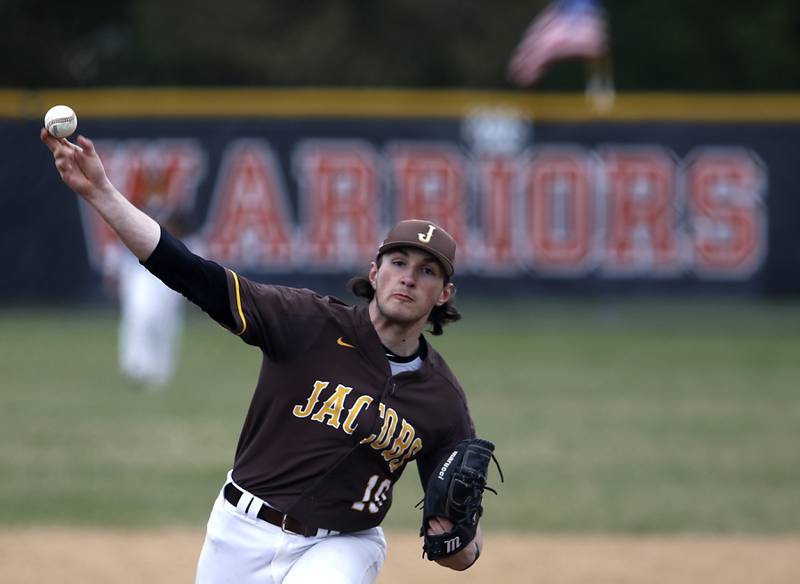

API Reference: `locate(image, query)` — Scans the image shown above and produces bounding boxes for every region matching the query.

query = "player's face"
[369,248,454,328]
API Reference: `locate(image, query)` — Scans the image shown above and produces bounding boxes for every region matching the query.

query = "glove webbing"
[415,450,504,511]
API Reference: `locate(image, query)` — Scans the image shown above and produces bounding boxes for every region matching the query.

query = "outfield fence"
[3,90,800,302]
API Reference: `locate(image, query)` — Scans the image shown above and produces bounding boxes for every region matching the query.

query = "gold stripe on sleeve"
[231,271,247,336]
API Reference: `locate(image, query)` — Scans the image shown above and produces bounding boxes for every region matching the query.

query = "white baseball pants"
[195,478,387,584]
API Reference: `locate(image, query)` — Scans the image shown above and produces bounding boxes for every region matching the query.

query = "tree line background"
[3,0,799,90]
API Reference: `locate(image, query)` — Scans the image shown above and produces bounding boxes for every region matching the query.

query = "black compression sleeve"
[142,226,236,330]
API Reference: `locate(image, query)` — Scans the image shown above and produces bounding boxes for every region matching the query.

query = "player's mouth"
[391,292,415,303]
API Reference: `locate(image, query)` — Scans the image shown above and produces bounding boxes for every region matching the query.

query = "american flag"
[508,0,608,87]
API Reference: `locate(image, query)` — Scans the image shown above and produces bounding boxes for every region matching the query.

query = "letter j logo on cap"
[418,224,436,243]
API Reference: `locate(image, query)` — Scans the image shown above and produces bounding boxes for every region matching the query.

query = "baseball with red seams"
[44,105,78,138]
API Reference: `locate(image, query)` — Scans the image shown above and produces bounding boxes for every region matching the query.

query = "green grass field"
[1,298,799,533]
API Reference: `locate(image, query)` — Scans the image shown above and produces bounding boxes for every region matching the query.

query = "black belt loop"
[223,482,320,537]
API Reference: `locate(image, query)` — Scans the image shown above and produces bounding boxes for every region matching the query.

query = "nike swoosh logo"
[337,337,356,349]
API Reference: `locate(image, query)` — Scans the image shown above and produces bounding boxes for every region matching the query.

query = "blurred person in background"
[105,205,196,390]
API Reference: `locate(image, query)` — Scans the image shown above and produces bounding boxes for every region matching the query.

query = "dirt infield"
[1,528,799,583]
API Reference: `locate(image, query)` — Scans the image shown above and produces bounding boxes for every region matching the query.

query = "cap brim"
[378,241,454,276]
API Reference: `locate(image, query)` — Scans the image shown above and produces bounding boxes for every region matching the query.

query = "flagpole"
[586,54,615,112]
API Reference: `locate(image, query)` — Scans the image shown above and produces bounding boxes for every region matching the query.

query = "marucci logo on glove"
[437,450,459,480]
[444,536,461,554]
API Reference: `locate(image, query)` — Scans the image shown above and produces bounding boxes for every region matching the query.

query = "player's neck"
[368,301,426,357]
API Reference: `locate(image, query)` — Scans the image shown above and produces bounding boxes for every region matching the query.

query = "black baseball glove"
[420,437,503,560]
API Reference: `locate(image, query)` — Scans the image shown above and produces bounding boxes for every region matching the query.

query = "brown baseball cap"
[378,219,456,276]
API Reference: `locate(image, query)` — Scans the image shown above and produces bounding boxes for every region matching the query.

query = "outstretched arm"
[41,129,234,329]
[41,129,160,261]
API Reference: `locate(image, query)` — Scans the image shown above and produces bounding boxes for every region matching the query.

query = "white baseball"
[44,105,78,138]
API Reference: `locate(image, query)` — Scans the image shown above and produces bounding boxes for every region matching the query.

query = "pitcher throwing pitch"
[41,128,500,584]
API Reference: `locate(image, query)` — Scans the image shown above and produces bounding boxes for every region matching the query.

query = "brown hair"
[346,256,462,336]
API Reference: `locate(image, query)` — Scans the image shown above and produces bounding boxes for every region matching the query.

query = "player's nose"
[399,269,417,287]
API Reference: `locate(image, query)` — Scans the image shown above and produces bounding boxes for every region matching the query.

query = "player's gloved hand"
[419,438,503,561]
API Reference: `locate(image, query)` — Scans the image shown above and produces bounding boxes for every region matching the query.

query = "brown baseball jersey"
[223,269,475,533]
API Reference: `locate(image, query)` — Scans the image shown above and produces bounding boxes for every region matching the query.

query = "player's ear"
[368,261,378,290]
[436,282,455,306]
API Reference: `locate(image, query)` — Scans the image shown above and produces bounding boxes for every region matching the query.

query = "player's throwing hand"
[40,128,113,201]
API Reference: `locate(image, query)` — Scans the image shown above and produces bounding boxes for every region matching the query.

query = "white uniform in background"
[115,246,186,389]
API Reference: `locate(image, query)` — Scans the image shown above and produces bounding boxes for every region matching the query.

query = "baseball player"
[112,243,186,389]
[42,130,488,583]
[108,210,197,390]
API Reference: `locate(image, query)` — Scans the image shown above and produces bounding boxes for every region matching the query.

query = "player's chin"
[381,300,428,324]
